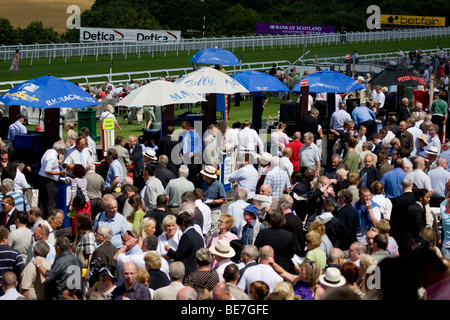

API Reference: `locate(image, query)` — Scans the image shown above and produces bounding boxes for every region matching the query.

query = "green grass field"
[2,36,449,85]
[14,34,450,140]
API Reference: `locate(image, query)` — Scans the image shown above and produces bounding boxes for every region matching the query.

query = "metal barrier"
[1,27,449,64]
[0,60,293,92]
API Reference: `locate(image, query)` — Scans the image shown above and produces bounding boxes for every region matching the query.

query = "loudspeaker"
[280,102,299,136]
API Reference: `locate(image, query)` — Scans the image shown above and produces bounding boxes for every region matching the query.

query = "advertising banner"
[80,27,181,42]
[380,15,445,27]
[256,22,335,35]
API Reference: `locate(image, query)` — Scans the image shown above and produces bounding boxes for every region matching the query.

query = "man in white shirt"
[38,141,67,219]
[237,120,264,165]
[237,245,283,294]
[372,85,385,109]
[228,152,258,201]
[63,137,94,175]
[13,162,29,195]
[226,188,249,238]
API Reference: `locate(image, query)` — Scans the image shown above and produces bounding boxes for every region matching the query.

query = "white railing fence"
[1,27,448,65]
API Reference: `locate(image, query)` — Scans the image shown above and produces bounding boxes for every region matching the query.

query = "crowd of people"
[0,49,450,301]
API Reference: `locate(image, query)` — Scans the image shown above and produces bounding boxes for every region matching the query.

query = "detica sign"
[80,27,181,42]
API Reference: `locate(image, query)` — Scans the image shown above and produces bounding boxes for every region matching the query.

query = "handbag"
[73,180,86,207]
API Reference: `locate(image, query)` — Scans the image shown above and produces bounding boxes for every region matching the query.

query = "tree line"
[0,0,448,45]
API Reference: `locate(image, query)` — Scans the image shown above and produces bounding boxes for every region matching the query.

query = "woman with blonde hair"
[100,104,122,131]
[304,230,327,270]
[129,193,147,232]
[207,213,238,250]
[138,217,156,248]
[308,220,333,258]
[358,253,378,299]
[270,258,325,300]
[273,281,296,300]
[157,214,183,262]
[375,219,398,256]
[419,226,443,258]
[270,122,290,157]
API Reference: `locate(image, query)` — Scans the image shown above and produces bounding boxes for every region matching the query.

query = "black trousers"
[38,176,58,219]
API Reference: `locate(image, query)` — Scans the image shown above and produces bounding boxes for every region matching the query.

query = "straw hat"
[259,152,272,165]
[209,239,236,258]
[418,134,429,145]
[144,149,157,161]
[426,146,439,155]
[319,267,346,287]
[200,165,217,179]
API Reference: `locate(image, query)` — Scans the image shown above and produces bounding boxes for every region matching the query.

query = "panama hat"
[200,165,218,179]
[319,267,346,288]
[425,146,439,155]
[259,152,272,165]
[209,239,236,258]
[144,149,157,161]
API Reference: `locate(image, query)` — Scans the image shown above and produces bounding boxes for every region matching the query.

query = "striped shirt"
[0,191,30,212]
[93,211,130,249]
[0,245,25,295]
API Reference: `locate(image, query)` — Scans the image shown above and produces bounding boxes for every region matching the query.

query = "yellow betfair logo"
[381,14,446,27]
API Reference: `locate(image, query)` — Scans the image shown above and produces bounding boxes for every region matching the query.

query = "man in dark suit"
[299,107,320,143]
[279,194,305,257]
[156,125,178,175]
[125,134,145,191]
[402,188,429,257]
[336,189,359,251]
[155,155,177,189]
[238,245,259,278]
[359,153,381,188]
[398,97,412,122]
[165,211,204,278]
[0,196,19,231]
[144,194,169,237]
[390,178,416,257]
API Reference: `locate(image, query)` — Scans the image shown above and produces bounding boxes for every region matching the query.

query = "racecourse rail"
[0,27,449,65]
[0,44,446,93]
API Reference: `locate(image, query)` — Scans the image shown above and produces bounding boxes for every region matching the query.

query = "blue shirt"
[241,220,266,246]
[264,166,291,200]
[181,130,202,156]
[439,150,450,172]
[0,191,30,213]
[93,211,130,249]
[228,164,258,199]
[380,168,407,199]
[330,109,352,131]
[440,200,450,249]
[7,121,27,141]
[105,159,123,190]
[428,166,450,199]
[351,106,376,129]
[202,179,227,208]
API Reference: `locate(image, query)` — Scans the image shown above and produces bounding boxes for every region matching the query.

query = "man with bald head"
[212,282,233,300]
[93,197,130,249]
[111,262,152,300]
[237,245,283,294]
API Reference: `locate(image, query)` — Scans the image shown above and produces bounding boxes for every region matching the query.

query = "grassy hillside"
[0,0,95,33]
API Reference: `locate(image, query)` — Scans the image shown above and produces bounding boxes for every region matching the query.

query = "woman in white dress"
[157,214,183,262]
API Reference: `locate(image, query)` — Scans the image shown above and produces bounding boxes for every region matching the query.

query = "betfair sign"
[380,14,445,27]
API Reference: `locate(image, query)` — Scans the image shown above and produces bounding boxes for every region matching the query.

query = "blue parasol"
[189,47,241,66]
[0,75,99,109]
[231,70,290,92]
[291,69,363,93]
